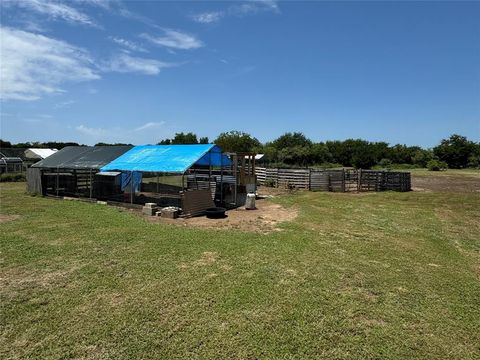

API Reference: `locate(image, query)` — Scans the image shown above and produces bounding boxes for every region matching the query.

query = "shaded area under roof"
[0,148,27,160]
[101,144,231,173]
[0,157,23,164]
[31,146,132,169]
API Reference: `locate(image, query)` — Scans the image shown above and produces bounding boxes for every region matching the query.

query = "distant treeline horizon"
[1,132,479,170]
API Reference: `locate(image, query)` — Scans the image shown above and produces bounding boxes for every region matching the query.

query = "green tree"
[94,142,132,146]
[326,139,377,168]
[278,146,313,167]
[433,134,477,168]
[158,132,199,145]
[427,159,448,171]
[199,137,209,144]
[0,139,12,148]
[171,132,198,144]
[213,131,260,153]
[271,132,312,149]
[258,143,279,165]
[387,144,419,164]
[310,143,332,164]
[412,149,434,168]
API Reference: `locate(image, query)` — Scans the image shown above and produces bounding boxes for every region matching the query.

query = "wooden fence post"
[309,169,312,191]
[357,169,362,192]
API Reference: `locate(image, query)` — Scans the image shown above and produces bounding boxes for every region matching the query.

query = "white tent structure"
[24,148,58,160]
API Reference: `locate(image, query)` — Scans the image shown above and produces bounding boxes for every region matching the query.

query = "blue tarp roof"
[100,144,231,173]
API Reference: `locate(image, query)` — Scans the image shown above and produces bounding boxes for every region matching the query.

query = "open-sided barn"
[27,146,132,196]
[26,145,257,214]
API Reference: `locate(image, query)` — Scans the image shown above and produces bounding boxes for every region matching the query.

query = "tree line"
[1,132,478,169]
[156,131,479,170]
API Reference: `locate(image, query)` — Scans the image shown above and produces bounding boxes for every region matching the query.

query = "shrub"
[0,173,26,182]
[467,154,480,169]
[377,158,392,169]
[427,160,448,171]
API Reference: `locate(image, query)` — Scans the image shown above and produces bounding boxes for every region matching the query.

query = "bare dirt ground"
[138,172,478,232]
[147,196,298,233]
[412,174,480,193]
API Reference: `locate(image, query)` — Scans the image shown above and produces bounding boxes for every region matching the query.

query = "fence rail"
[256,167,410,192]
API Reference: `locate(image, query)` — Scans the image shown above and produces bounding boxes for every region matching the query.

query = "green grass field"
[1,178,479,359]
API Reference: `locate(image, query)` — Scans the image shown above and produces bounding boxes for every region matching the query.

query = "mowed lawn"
[1,180,479,359]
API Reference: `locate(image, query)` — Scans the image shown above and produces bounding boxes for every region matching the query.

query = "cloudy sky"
[0,0,479,146]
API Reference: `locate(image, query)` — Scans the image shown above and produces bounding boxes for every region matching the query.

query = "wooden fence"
[256,167,411,192]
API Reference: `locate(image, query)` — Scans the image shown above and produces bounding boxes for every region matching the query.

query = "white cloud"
[190,11,224,24]
[230,0,280,16]
[102,53,174,75]
[256,0,281,13]
[190,0,280,24]
[0,27,179,101]
[54,100,76,109]
[135,121,166,131]
[0,27,100,101]
[74,121,172,144]
[109,36,148,53]
[79,0,111,10]
[140,29,203,50]
[75,124,107,137]
[9,0,98,27]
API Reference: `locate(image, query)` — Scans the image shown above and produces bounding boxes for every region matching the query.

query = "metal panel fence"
[256,167,411,192]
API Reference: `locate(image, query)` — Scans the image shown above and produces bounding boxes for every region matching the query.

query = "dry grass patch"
[0,214,20,223]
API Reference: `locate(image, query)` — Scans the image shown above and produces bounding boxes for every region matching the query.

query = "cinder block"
[144,202,158,208]
[142,206,159,216]
[161,209,178,219]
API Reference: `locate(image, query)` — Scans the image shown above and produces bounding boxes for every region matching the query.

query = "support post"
[56,166,59,197]
[358,168,362,192]
[89,169,93,199]
[73,170,77,196]
[130,171,133,204]
[156,173,159,193]
[220,152,223,205]
[209,151,212,195]
[308,168,312,191]
[234,154,238,206]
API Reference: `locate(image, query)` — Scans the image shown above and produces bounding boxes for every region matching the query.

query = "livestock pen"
[26,145,258,216]
[256,167,411,192]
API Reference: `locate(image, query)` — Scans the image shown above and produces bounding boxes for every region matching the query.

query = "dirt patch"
[145,196,297,233]
[186,200,297,233]
[194,251,218,266]
[0,214,20,223]
[412,174,480,193]
[0,263,85,301]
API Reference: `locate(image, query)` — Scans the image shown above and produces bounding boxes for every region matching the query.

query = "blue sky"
[0,0,479,147]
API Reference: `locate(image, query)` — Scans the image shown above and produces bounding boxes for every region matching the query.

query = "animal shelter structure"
[27,145,257,215]
[0,149,25,173]
[27,146,133,197]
